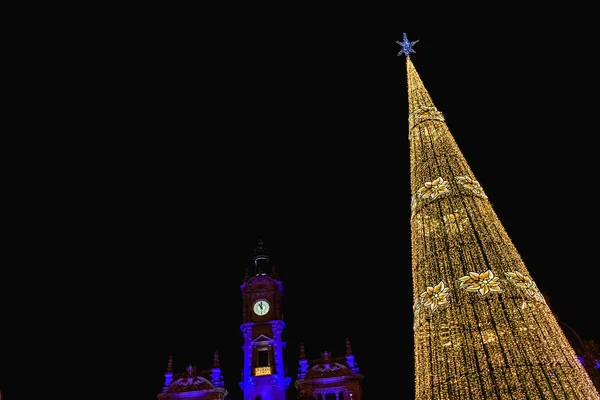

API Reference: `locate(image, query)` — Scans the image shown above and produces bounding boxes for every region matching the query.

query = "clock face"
[253,299,270,316]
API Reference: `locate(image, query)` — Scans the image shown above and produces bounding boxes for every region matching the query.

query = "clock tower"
[239,239,291,400]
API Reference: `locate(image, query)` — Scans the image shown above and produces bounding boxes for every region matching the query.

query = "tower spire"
[298,342,309,378]
[403,36,600,399]
[345,337,357,372]
[162,356,173,392]
[300,342,306,360]
[345,337,352,355]
[252,237,270,275]
[211,350,224,388]
[213,350,220,368]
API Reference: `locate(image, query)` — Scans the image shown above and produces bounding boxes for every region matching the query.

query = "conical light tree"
[400,33,600,399]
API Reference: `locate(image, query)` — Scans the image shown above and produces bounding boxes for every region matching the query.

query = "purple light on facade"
[577,356,584,364]
[595,359,600,369]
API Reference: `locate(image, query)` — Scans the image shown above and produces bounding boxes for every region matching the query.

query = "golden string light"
[405,52,600,399]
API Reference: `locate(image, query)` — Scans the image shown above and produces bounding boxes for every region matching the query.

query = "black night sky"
[3,8,599,400]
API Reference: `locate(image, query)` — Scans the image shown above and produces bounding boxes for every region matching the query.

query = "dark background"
[2,6,598,399]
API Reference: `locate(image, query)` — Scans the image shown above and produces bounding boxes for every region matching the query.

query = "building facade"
[295,340,364,399]
[157,239,363,399]
[158,354,228,400]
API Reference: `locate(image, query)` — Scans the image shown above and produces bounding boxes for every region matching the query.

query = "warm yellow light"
[254,366,271,376]
[406,56,600,399]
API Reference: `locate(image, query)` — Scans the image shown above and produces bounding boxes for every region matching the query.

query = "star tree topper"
[396,33,419,56]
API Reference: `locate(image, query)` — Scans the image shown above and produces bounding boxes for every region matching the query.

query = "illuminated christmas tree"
[400,33,600,399]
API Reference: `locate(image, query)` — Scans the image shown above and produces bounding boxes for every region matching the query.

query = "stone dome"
[166,375,215,393]
[304,361,354,379]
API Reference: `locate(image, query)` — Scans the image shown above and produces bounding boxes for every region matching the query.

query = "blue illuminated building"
[157,239,364,399]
